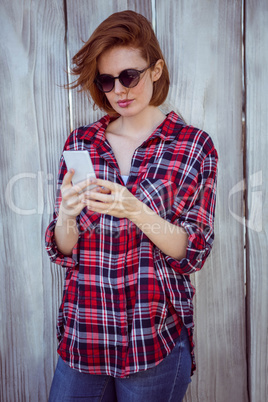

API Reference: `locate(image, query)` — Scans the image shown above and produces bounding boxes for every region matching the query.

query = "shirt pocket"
[137,178,178,218]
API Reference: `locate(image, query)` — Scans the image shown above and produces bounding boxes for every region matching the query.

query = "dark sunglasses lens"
[97,75,114,92]
[120,69,140,88]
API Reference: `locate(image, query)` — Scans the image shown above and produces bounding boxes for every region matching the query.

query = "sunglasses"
[94,64,154,93]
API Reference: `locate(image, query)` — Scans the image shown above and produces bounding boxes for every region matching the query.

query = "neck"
[116,106,166,140]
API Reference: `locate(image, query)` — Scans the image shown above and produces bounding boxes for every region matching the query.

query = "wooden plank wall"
[155,1,248,401]
[0,0,69,400]
[0,0,266,401]
[245,0,268,401]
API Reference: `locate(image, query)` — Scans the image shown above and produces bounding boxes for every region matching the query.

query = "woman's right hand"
[59,169,92,218]
[55,169,92,255]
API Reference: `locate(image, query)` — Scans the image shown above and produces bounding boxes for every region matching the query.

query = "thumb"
[62,169,75,186]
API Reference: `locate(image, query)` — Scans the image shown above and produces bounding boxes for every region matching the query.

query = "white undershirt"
[121,175,129,185]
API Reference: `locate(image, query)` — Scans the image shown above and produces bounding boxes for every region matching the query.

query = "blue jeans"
[48,326,191,402]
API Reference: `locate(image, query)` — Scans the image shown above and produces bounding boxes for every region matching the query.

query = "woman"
[45,10,218,402]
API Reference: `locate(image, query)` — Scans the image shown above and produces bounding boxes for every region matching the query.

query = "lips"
[117,99,134,108]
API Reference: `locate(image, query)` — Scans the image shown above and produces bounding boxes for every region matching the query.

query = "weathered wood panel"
[156,0,248,400]
[245,1,268,401]
[1,0,267,401]
[0,0,69,400]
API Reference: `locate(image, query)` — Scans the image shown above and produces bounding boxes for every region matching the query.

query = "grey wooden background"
[0,0,267,401]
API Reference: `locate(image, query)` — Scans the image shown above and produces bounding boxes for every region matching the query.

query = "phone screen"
[63,150,96,186]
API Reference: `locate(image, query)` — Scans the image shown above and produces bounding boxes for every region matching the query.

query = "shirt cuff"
[45,218,78,268]
[164,221,213,275]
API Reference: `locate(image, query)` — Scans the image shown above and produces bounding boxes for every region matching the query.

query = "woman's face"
[97,46,161,117]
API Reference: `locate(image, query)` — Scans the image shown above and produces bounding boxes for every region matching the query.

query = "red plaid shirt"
[45,111,218,377]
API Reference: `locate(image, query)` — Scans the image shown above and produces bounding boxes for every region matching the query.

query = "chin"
[115,105,149,118]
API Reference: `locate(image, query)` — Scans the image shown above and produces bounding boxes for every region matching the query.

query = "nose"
[113,78,127,94]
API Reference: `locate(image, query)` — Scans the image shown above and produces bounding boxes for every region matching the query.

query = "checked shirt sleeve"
[166,147,218,275]
[45,130,81,268]
[45,215,79,268]
[45,153,79,268]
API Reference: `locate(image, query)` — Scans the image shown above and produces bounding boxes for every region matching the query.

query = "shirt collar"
[79,111,185,145]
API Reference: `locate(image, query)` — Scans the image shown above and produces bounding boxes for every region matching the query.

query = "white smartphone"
[63,150,97,190]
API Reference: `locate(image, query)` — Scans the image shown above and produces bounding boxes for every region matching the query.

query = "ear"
[151,59,164,82]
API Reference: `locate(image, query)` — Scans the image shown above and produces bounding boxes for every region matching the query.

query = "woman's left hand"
[82,178,188,260]
[82,178,141,219]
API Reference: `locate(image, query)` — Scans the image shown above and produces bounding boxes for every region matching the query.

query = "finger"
[96,186,111,194]
[61,183,85,201]
[83,187,110,198]
[73,177,98,194]
[83,199,112,215]
[62,169,75,186]
[93,178,118,192]
[84,190,115,203]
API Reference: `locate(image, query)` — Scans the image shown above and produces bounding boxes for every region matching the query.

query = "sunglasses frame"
[94,63,155,93]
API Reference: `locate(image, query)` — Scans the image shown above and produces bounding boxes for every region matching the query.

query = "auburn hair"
[68,10,170,115]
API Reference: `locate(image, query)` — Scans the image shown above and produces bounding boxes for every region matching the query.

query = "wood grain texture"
[0,0,69,400]
[156,0,248,400]
[1,0,267,400]
[245,1,268,401]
